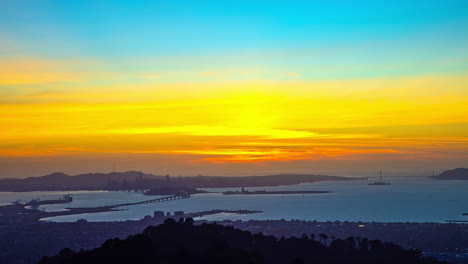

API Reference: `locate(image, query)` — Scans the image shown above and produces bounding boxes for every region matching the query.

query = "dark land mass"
[223,190,332,195]
[0,214,466,264]
[0,202,122,223]
[37,219,444,264]
[0,172,362,192]
[144,187,207,196]
[25,195,73,206]
[0,171,159,192]
[431,168,468,180]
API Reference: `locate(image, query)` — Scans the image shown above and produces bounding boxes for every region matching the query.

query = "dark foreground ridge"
[38,218,445,264]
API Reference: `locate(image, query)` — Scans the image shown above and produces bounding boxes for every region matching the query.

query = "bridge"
[114,194,191,208]
[38,194,192,219]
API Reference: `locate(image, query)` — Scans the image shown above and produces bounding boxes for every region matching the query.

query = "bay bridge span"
[111,194,191,207]
[38,194,192,219]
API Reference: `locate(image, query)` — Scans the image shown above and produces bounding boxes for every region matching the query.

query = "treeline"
[38,218,445,264]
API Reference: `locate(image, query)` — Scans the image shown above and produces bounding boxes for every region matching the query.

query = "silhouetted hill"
[0,172,361,192]
[40,172,70,180]
[431,168,468,180]
[0,171,161,192]
[37,219,445,264]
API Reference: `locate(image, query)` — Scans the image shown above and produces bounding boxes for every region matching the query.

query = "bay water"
[1,178,467,223]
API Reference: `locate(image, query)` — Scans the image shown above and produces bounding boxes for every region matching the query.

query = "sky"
[1,0,467,178]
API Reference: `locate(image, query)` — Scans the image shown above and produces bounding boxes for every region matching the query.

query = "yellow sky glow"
[1,75,468,171]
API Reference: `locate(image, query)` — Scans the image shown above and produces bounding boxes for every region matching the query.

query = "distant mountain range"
[0,171,162,192]
[431,168,468,180]
[0,171,361,192]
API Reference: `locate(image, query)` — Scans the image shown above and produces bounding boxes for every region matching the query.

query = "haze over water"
[2,178,466,223]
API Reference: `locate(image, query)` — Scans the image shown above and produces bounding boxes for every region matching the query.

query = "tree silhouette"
[38,219,448,264]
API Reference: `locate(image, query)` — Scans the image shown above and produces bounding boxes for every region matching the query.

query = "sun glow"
[1,0,468,176]
[1,76,468,169]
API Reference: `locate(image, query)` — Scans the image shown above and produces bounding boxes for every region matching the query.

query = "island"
[430,168,468,180]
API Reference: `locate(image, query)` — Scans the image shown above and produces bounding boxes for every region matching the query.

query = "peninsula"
[223,189,331,195]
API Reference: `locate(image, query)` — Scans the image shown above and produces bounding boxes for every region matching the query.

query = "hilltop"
[0,172,361,192]
[431,168,468,180]
[37,218,444,264]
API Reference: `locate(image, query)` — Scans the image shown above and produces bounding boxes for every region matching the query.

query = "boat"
[368,171,391,186]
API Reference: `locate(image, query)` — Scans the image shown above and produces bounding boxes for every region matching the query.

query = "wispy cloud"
[285,72,300,77]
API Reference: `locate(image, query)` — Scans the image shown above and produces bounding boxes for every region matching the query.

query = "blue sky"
[2,0,467,60]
